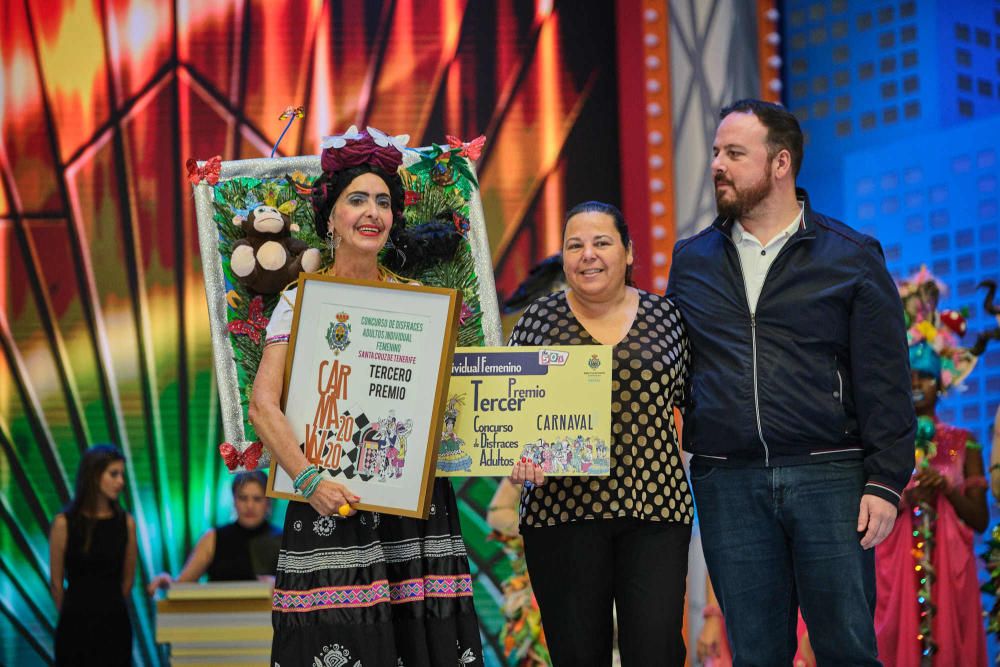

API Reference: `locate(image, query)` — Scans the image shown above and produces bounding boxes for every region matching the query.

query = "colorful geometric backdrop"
[0,1,629,664]
[15,1,1000,665]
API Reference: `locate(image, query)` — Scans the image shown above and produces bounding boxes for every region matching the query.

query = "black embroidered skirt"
[271,479,483,666]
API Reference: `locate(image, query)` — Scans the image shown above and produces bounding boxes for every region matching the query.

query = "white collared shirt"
[731,204,804,313]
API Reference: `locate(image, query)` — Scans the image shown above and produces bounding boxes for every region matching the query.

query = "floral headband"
[319,126,409,174]
[898,266,974,391]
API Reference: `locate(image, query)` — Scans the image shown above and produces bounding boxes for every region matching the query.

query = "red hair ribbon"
[219,441,264,471]
[446,135,486,161]
[185,155,222,185]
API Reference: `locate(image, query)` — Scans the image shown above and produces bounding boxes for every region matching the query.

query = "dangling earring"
[327,229,341,251]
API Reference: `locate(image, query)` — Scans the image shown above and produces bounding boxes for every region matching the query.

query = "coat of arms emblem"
[326,311,352,354]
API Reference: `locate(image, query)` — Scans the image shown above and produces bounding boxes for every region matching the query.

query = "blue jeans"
[691,459,880,667]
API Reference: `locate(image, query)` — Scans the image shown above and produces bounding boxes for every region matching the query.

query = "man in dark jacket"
[667,99,915,665]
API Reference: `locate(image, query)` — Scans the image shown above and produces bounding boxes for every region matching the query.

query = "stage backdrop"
[0,1,628,664]
[780,2,1000,662]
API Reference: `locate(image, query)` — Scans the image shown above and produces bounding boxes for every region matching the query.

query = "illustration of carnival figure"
[356,430,383,479]
[550,441,565,474]
[593,439,610,474]
[438,395,473,472]
[522,440,544,467]
[571,437,586,472]
[374,412,413,480]
[559,442,572,473]
[579,438,593,473]
[541,447,553,474]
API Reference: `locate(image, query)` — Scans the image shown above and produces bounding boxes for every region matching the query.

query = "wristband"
[299,473,319,498]
[303,470,335,500]
[294,464,319,491]
[301,472,323,498]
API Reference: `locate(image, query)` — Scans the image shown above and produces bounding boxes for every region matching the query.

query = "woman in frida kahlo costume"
[249,127,482,667]
[874,268,989,666]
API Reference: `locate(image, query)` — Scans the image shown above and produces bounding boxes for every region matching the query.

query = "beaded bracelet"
[302,470,335,500]
[301,472,324,499]
[300,471,321,495]
[294,464,319,491]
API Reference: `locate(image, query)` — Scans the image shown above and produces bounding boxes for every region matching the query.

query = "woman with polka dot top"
[509,201,693,666]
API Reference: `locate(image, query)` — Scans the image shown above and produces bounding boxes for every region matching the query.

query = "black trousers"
[521,517,691,667]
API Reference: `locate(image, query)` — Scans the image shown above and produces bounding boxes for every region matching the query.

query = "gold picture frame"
[266,272,462,519]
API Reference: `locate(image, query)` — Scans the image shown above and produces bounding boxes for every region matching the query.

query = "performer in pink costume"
[874,269,989,666]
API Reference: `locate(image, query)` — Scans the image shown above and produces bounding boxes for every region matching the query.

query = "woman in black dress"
[249,127,482,666]
[146,471,281,593]
[49,444,138,666]
[509,201,693,666]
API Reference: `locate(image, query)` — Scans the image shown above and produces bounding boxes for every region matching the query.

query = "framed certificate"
[436,346,612,477]
[267,273,462,518]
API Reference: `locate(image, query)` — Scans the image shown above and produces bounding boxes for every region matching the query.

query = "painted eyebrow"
[347,190,390,197]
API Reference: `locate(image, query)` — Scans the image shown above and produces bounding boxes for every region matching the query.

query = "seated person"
[147,471,281,593]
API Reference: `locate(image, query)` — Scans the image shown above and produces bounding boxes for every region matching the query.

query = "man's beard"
[715,166,772,220]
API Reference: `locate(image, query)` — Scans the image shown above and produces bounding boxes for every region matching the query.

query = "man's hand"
[696,616,724,662]
[857,494,898,549]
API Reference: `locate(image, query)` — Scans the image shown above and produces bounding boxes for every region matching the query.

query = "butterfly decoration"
[219,440,265,471]
[272,106,307,157]
[227,295,268,344]
[279,105,305,120]
[320,125,364,149]
[452,211,471,236]
[446,134,486,161]
[459,302,476,326]
[367,126,411,152]
[185,155,222,185]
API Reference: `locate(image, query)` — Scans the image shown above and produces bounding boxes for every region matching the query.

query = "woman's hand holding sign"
[310,477,360,517]
[510,457,544,489]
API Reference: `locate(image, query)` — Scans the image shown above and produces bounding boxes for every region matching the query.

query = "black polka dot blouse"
[508,290,693,528]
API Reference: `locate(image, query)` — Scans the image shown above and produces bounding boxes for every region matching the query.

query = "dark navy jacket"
[667,189,915,504]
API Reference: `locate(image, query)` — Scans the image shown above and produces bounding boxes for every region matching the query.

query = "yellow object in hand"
[338,503,352,517]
